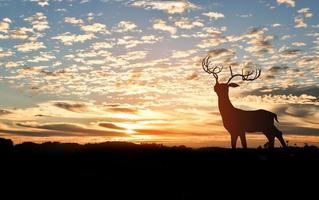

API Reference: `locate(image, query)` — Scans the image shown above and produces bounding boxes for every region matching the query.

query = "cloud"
[203,26,227,36]
[0,129,71,137]
[9,27,33,40]
[276,0,295,7]
[14,41,45,52]
[53,102,89,112]
[245,35,274,56]
[131,0,198,14]
[0,18,11,33]
[297,56,319,68]
[172,49,197,58]
[117,35,161,48]
[30,0,49,7]
[174,17,203,29]
[298,8,312,18]
[202,12,225,20]
[242,85,319,100]
[207,48,235,64]
[0,109,12,115]
[52,32,95,45]
[271,104,319,135]
[197,37,228,49]
[280,105,318,118]
[90,41,114,50]
[24,12,49,31]
[5,61,24,68]
[104,104,139,114]
[268,65,289,73]
[280,35,291,40]
[17,66,62,76]
[113,21,139,32]
[16,122,126,136]
[64,17,84,25]
[186,72,198,80]
[244,27,268,38]
[123,51,148,61]
[292,42,306,47]
[98,122,126,130]
[80,23,110,34]
[153,19,176,35]
[294,16,307,28]
[0,47,14,58]
[280,49,301,58]
[195,26,228,48]
[272,23,281,27]
[28,52,55,63]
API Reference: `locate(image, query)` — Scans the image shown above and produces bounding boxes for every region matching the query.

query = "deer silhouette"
[202,56,287,149]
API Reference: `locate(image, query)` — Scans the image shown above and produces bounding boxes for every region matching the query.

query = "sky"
[0,0,318,147]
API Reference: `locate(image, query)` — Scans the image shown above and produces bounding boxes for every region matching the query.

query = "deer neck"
[217,92,235,116]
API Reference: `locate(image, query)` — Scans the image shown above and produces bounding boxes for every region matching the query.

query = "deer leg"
[239,133,247,149]
[273,127,287,148]
[263,132,275,149]
[277,134,287,148]
[231,134,238,149]
[267,136,275,148]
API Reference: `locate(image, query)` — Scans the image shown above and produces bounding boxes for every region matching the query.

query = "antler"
[226,65,261,84]
[202,56,223,83]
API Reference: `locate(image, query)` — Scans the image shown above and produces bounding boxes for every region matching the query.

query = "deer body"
[203,56,287,149]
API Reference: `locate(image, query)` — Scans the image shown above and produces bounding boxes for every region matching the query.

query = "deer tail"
[273,113,279,123]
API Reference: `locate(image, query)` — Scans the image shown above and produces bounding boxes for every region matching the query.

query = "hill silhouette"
[0,137,318,198]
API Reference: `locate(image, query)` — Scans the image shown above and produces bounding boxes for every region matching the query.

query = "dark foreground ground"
[0,137,318,198]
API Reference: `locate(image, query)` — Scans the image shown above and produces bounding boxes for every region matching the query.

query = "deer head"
[202,56,261,97]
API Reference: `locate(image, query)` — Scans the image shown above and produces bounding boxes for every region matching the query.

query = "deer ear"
[228,83,239,88]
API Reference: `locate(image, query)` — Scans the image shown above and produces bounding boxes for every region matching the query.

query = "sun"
[125,129,136,135]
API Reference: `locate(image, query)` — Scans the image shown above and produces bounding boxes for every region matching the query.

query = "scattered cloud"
[53,101,89,112]
[14,41,45,52]
[24,12,50,32]
[153,19,176,35]
[52,32,95,45]
[203,12,225,20]
[0,47,14,57]
[113,21,139,32]
[172,49,197,58]
[64,17,84,25]
[90,41,114,50]
[276,0,295,7]
[80,23,110,34]
[124,51,148,61]
[186,72,198,80]
[99,122,126,130]
[272,23,281,27]
[30,0,49,7]
[174,17,203,29]
[294,16,307,28]
[117,35,161,48]
[292,42,306,47]
[280,49,301,58]
[298,8,312,18]
[131,0,198,14]
[16,122,126,136]
[0,18,11,33]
